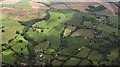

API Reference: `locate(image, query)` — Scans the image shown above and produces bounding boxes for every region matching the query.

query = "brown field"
[51,2,118,14]
[19,16,44,22]
[66,2,100,13]
[1,7,46,15]
[63,25,76,37]
[51,4,69,9]
[99,2,118,13]
[50,2,100,13]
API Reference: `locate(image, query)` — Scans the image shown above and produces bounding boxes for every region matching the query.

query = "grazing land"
[1,1,119,66]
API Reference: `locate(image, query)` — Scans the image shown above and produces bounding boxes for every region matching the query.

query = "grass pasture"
[65,11,89,26]
[27,28,46,42]
[32,11,65,49]
[34,41,49,50]
[47,25,63,49]
[8,35,30,55]
[2,49,16,64]
[79,60,91,65]
[98,22,118,33]
[107,48,118,61]
[76,47,91,58]
[94,9,114,16]
[71,29,94,38]
[64,58,80,65]
[2,2,32,9]
[2,13,22,44]
[108,15,118,26]
[33,11,65,31]
[52,60,63,65]
[2,4,14,8]
[88,50,103,65]
[59,37,89,55]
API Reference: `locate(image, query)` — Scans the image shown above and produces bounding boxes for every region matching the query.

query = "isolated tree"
[16,30,20,34]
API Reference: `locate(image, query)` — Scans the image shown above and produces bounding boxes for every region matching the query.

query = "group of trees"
[87,5,107,12]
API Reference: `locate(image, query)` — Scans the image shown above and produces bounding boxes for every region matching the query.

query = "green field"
[88,50,103,65]
[2,13,22,44]
[76,47,91,58]
[1,2,119,66]
[59,37,89,55]
[2,2,32,9]
[14,2,32,9]
[71,29,94,38]
[64,58,80,65]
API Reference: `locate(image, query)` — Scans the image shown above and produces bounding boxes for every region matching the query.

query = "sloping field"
[66,2,100,13]
[2,13,22,44]
[50,2,100,13]
[0,2,16,5]
[99,2,118,13]
[29,2,50,9]
[63,25,76,37]
[19,16,44,22]
[0,0,19,4]
[51,4,69,9]
[71,29,94,38]
[1,7,47,15]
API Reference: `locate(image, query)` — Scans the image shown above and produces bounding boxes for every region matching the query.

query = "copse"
[92,5,106,11]
[88,5,95,9]
[87,5,107,12]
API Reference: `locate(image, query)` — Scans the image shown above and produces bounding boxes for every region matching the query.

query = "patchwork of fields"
[1,1,120,66]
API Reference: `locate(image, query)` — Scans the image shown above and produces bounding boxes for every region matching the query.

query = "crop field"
[1,1,119,66]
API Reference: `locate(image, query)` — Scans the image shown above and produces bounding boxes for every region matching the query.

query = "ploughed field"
[1,2,120,66]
